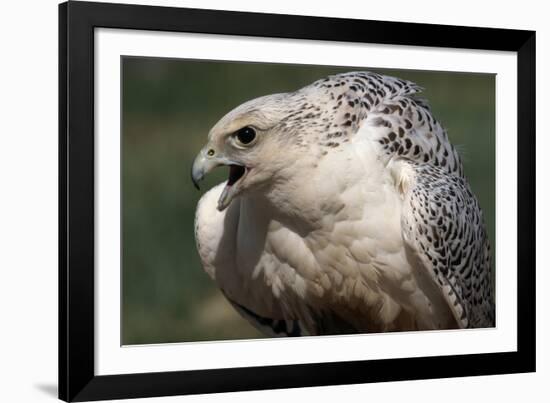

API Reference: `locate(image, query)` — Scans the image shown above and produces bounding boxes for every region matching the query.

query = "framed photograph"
[59,1,535,401]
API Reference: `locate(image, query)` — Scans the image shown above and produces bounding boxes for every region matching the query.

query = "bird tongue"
[227,165,245,186]
[217,165,246,211]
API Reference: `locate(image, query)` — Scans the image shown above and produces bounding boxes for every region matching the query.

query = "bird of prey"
[191,71,495,337]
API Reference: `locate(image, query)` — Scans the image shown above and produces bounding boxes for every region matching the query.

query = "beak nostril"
[207,149,215,157]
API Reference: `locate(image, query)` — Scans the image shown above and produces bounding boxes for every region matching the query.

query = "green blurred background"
[122,57,495,345]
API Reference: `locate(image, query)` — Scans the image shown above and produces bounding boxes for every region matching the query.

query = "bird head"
[190,71,413,212]
[191,91,322,211]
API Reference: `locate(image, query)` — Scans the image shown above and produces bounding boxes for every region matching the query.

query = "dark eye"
[235,126,256,145]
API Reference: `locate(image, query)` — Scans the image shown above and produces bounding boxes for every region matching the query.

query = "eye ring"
[235,126,256,145]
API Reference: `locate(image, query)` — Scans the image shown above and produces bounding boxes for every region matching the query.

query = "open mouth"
[217,164,248,211]
[227,164,246,186]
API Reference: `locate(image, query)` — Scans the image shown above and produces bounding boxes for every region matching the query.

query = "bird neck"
[242,141,389,236]
[240,188,322,236]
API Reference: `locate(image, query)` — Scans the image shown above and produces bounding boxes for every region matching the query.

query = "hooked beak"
[191,149,214,191]
[191,147,248,211]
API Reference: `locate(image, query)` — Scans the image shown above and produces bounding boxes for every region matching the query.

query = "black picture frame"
[59,1,536,401]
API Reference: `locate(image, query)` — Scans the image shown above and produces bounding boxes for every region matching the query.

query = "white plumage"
[192,72,494,336]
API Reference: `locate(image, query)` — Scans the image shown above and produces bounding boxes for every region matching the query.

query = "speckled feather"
[194,71,495,335]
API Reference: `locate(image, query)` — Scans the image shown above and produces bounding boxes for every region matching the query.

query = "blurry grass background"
[122,57,495,345]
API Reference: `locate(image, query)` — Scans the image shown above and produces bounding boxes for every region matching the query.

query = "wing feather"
[224,293,305,337]
[401,163,495,328]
